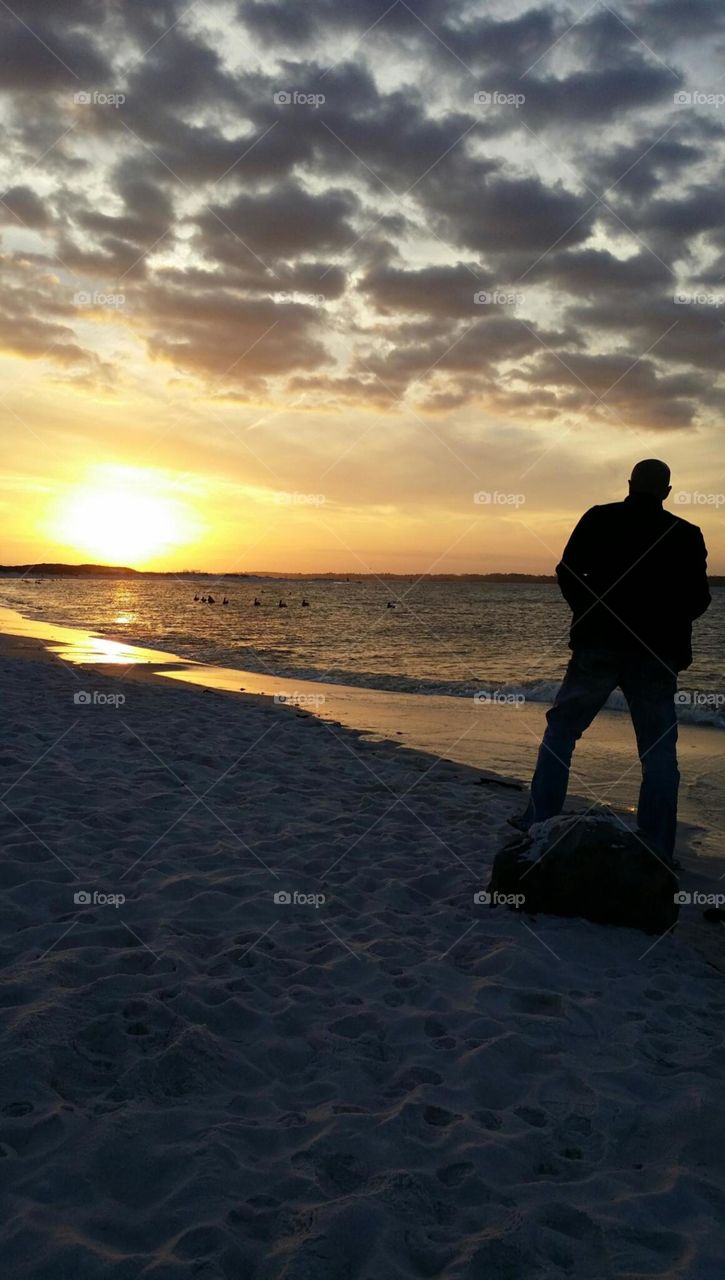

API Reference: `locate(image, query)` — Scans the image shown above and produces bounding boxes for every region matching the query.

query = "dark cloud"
[0,258,104,370]
[424,168,596,257]
[239,0,453,49]
[0,0,721,439]
[153,260,348,299]
[0,13,110,91]
[527,247,671,295]
[75,174,175,250]
[441,7,561,73]
[519,63,675,127]
[636,0,725,40]
[359,263,492,318]
[566,293,725,375]
[522,350,703,429]
[124,26,237,111]
[0,186,50,228]
[623,185,725,249]
[137,282,332,385]
[353,313,581,409]
[586,137,704,202]
[197,182,361,268]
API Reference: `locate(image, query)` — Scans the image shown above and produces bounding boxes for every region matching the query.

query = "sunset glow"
[0,0,723,574]
[50,469,201,567]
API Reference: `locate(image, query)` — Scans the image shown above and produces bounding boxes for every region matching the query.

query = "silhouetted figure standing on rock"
[515,460,710,864]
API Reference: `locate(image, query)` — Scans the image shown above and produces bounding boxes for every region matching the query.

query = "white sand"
[2,646,725,1279]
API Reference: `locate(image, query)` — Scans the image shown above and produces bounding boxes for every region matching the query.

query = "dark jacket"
[557,494,711,670]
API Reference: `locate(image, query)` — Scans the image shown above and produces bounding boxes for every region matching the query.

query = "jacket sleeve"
[556,507,600,615]
[684,526,711,621]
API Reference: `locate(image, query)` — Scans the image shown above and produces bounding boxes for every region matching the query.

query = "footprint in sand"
[515,1105,548,1128]
[424,1017,447,1038]
[389,1066,443,1096]
[328,1013,376,1039]
[474,1109,504,1131]
[436,1161,474,1187]
[382,991,406,1007]
[405,1226,458,1275]
[423,1105,458,1128]
[3,1101,33,1117]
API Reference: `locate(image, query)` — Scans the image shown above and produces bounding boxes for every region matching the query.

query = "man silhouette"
[517,460,710,864]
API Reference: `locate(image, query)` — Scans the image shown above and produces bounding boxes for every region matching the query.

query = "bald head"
[629,459,671,501]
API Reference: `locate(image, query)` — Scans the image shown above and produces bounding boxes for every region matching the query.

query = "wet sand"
[2,606,725,1277]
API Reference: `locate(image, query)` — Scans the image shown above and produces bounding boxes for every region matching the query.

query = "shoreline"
[0,602,722,929]
[2,612,725,1275]
[0,602,722,861]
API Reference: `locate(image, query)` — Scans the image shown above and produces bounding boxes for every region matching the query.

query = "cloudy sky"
[1,0,725,572]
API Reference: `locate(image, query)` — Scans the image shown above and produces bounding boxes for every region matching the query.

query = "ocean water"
[1,575,723,727]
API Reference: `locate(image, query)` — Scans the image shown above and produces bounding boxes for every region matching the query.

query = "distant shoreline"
[0,563,559,583]
[2,563,725,586]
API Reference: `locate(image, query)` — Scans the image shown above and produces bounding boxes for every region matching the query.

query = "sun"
[53,467,200,566]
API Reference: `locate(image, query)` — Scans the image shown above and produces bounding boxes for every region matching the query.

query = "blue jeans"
[522,648,679,859]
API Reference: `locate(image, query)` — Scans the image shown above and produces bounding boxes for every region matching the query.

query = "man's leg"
[520,649,619,828]
[620,655,679,863]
